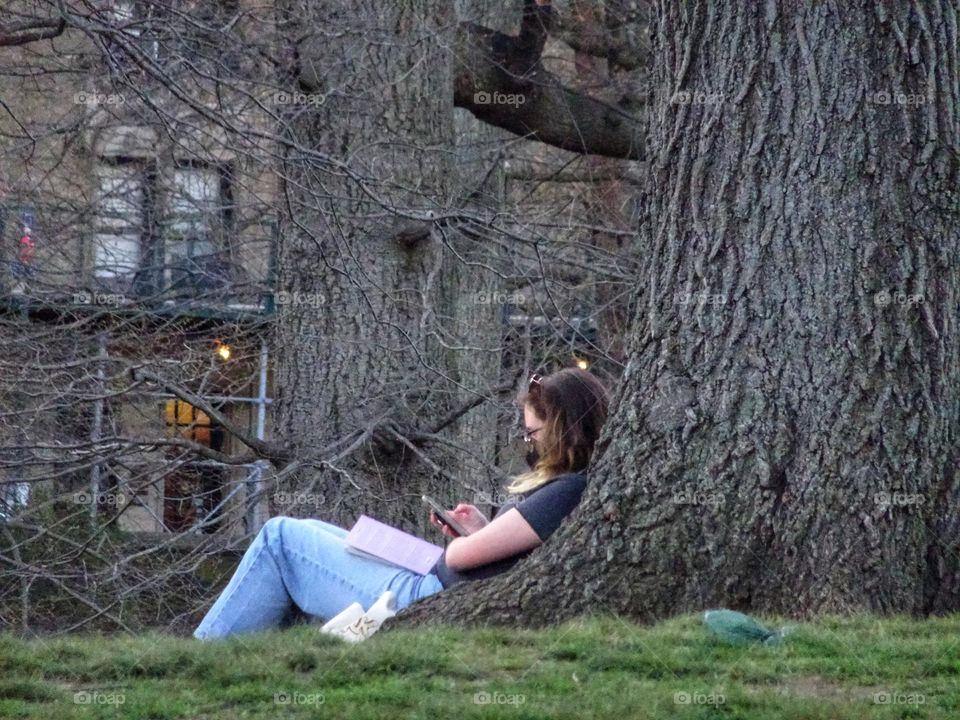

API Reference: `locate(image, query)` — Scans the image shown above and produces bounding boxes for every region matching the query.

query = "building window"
[93,161,146,286]
[166,165,227,294]
[0,478,30,521]
[106,0,161,70]
[91,158,230,299]
[105,1,241,77]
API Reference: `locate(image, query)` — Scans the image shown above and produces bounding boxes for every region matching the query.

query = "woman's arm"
[443,507,542,571]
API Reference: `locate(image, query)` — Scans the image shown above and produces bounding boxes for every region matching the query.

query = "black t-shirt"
[430,472,588,589]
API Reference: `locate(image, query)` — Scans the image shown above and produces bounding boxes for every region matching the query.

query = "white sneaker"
[365,590,397,624]
[318,602,364,634]
[322,591,397,643]
[329,613,381,643]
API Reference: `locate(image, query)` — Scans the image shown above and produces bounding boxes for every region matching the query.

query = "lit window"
[165,399,212,445]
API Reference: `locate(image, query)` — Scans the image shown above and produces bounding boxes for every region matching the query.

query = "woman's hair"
[506,367,611,495]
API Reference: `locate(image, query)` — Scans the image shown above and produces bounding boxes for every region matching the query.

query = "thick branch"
[0,16,66,47]
[453,19,644,160]
[296,1,645,161]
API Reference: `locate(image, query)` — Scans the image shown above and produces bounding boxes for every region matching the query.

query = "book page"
[345,515,444,575]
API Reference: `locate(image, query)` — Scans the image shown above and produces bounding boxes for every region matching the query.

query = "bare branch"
[0,16,66,47]
[129,368,293,467]
[453,20,644,160]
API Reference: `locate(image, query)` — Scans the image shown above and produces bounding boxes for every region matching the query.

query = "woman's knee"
[261,515,295,552]
[308,519,348,538]
[262,515,340,559]
[261,515,287,535]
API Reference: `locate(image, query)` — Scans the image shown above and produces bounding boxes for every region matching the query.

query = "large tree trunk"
[272,0,502,531]
[389,0,960,628]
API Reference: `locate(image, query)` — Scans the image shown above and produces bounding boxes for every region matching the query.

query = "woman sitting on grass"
[193,367,610,640]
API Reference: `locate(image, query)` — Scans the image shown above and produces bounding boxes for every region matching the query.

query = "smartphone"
[421,495,472,537]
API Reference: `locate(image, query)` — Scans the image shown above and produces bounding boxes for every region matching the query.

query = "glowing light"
[216,342,232,361]
[575,357,589,370]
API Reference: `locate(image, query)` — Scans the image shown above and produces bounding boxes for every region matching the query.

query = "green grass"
[1,613,958,718]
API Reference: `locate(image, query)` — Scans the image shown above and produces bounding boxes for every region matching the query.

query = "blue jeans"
[193,516,444,640]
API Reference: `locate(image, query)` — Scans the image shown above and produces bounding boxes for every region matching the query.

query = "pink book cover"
[344,514,444,575]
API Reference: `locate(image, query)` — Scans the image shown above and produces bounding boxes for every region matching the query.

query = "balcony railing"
[3,256,272,318]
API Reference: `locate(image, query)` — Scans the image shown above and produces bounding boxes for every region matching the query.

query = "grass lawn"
[0,613,957,719]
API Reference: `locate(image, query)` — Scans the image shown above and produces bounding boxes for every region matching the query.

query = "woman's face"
[523,404,545,469]
[523,404,545,444]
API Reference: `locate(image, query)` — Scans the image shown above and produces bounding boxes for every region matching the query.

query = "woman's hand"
[430,503,490,537]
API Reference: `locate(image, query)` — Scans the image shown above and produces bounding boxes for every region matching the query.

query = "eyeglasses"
[522,374,544,442]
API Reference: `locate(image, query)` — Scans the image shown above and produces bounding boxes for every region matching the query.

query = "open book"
[344,514,444,575]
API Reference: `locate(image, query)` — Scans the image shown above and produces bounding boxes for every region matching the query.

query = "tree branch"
[453,13,644,160]
[129,368,294,467]
[423,380,516,436]
[0,16,66,47]
[296,0,645,160]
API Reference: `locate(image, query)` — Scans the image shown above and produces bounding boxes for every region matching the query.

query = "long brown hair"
[506,367,611,495]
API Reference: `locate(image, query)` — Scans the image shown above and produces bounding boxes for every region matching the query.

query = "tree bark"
[273,0,502,531]
[388,0,960,629]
